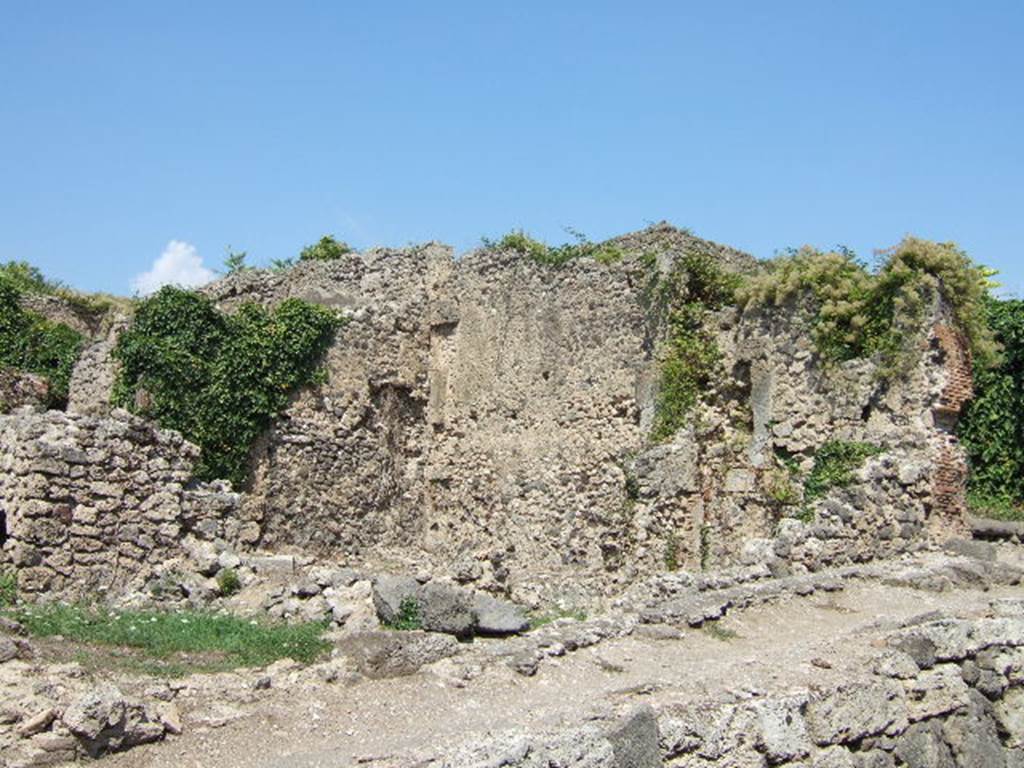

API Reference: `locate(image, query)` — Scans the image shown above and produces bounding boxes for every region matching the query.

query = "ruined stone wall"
[703,297,974,574]
[200,243,653,602]
[1,226,974,603]
[0,408,240,598]
[194,227,971,602]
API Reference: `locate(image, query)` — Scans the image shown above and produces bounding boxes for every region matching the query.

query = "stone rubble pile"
[442,600,1024,767]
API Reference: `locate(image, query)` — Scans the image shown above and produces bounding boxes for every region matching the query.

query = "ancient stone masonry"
[928,316,975,535]
[200,242,654,603]
[191,227,973,603]
[0,225,979,605]
[0,408,241,598]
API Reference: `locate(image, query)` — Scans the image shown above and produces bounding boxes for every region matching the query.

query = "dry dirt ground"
[99,573,1021,768]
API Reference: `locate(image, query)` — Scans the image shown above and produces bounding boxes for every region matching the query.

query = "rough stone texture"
[606,705,661,768]
[0,408,239,597]
[0,225,976,602]
[331,630,459,678]
[429,613,1024,768]
[66,317,126,417]
[62,684,165,757]
[0,370,50,413]
[188,226,971,600]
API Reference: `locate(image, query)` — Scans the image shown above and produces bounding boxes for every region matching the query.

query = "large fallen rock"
[61,684,167,757]
[333,630,459,678]
[0,635,32,664]
[473,593,530,636]
[371,576,528,638]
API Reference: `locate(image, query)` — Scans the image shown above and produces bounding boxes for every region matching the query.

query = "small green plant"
[217,568,241,597]
[624,470,640,502]
[664,532,680,571]
[3,604,330,671]
[299,235,351,262]
[223,247,249,275]
[528,607,588,630]
[794,506,816,524]
[803,440,884,503]
[269,257,296,272]
[765,469,799,505]
[112,286,342,486]
[703,623,739,641]
[384,597,423,631]
[0,570,17,606]
[764,450,802,506]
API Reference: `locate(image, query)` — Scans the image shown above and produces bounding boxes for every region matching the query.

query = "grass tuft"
[5,604,330,671]
[528,607,587,631]
[0,570,17,606]
[383,597,423,631]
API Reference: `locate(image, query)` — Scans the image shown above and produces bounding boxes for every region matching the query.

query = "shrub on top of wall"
[739,238,996,376]
[0,259,131,318]
[0,274,84,408]
[483,228,624,267]
[112,286,342,487]
[298,235,352,262]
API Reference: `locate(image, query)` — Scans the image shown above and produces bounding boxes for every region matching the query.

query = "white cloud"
[131,240,216,295]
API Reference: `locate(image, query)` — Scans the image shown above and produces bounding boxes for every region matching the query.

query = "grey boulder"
[473,592,529,636]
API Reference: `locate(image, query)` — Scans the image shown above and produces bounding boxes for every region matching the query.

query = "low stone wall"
[0,408,241,599]
[449,605,1024,767]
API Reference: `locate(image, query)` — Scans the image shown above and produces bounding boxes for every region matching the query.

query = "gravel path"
[102,575,1020,768]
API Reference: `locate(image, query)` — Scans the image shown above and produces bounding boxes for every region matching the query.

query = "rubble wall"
[0,408,240,598]
[197,228,972,601]
[1,227,974,603]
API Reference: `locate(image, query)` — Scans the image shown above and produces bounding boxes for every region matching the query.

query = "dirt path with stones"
[102,574,1021,768]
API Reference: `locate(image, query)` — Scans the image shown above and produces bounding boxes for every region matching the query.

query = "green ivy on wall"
[112,286,342,487]
[648,247,741,442]
[960,296,1024,518]
[0,275,84,408]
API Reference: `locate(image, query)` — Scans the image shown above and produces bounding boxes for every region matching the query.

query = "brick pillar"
[928,323,973,537]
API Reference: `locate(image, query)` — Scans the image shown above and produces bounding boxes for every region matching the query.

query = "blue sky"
[1,2,1022,296]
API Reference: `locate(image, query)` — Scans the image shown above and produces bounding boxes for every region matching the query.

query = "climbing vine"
[649,248,741,442]
[0,275,83,408]
[803,440,884,503]
[960,297,1024,518]
[112,286,342,486]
